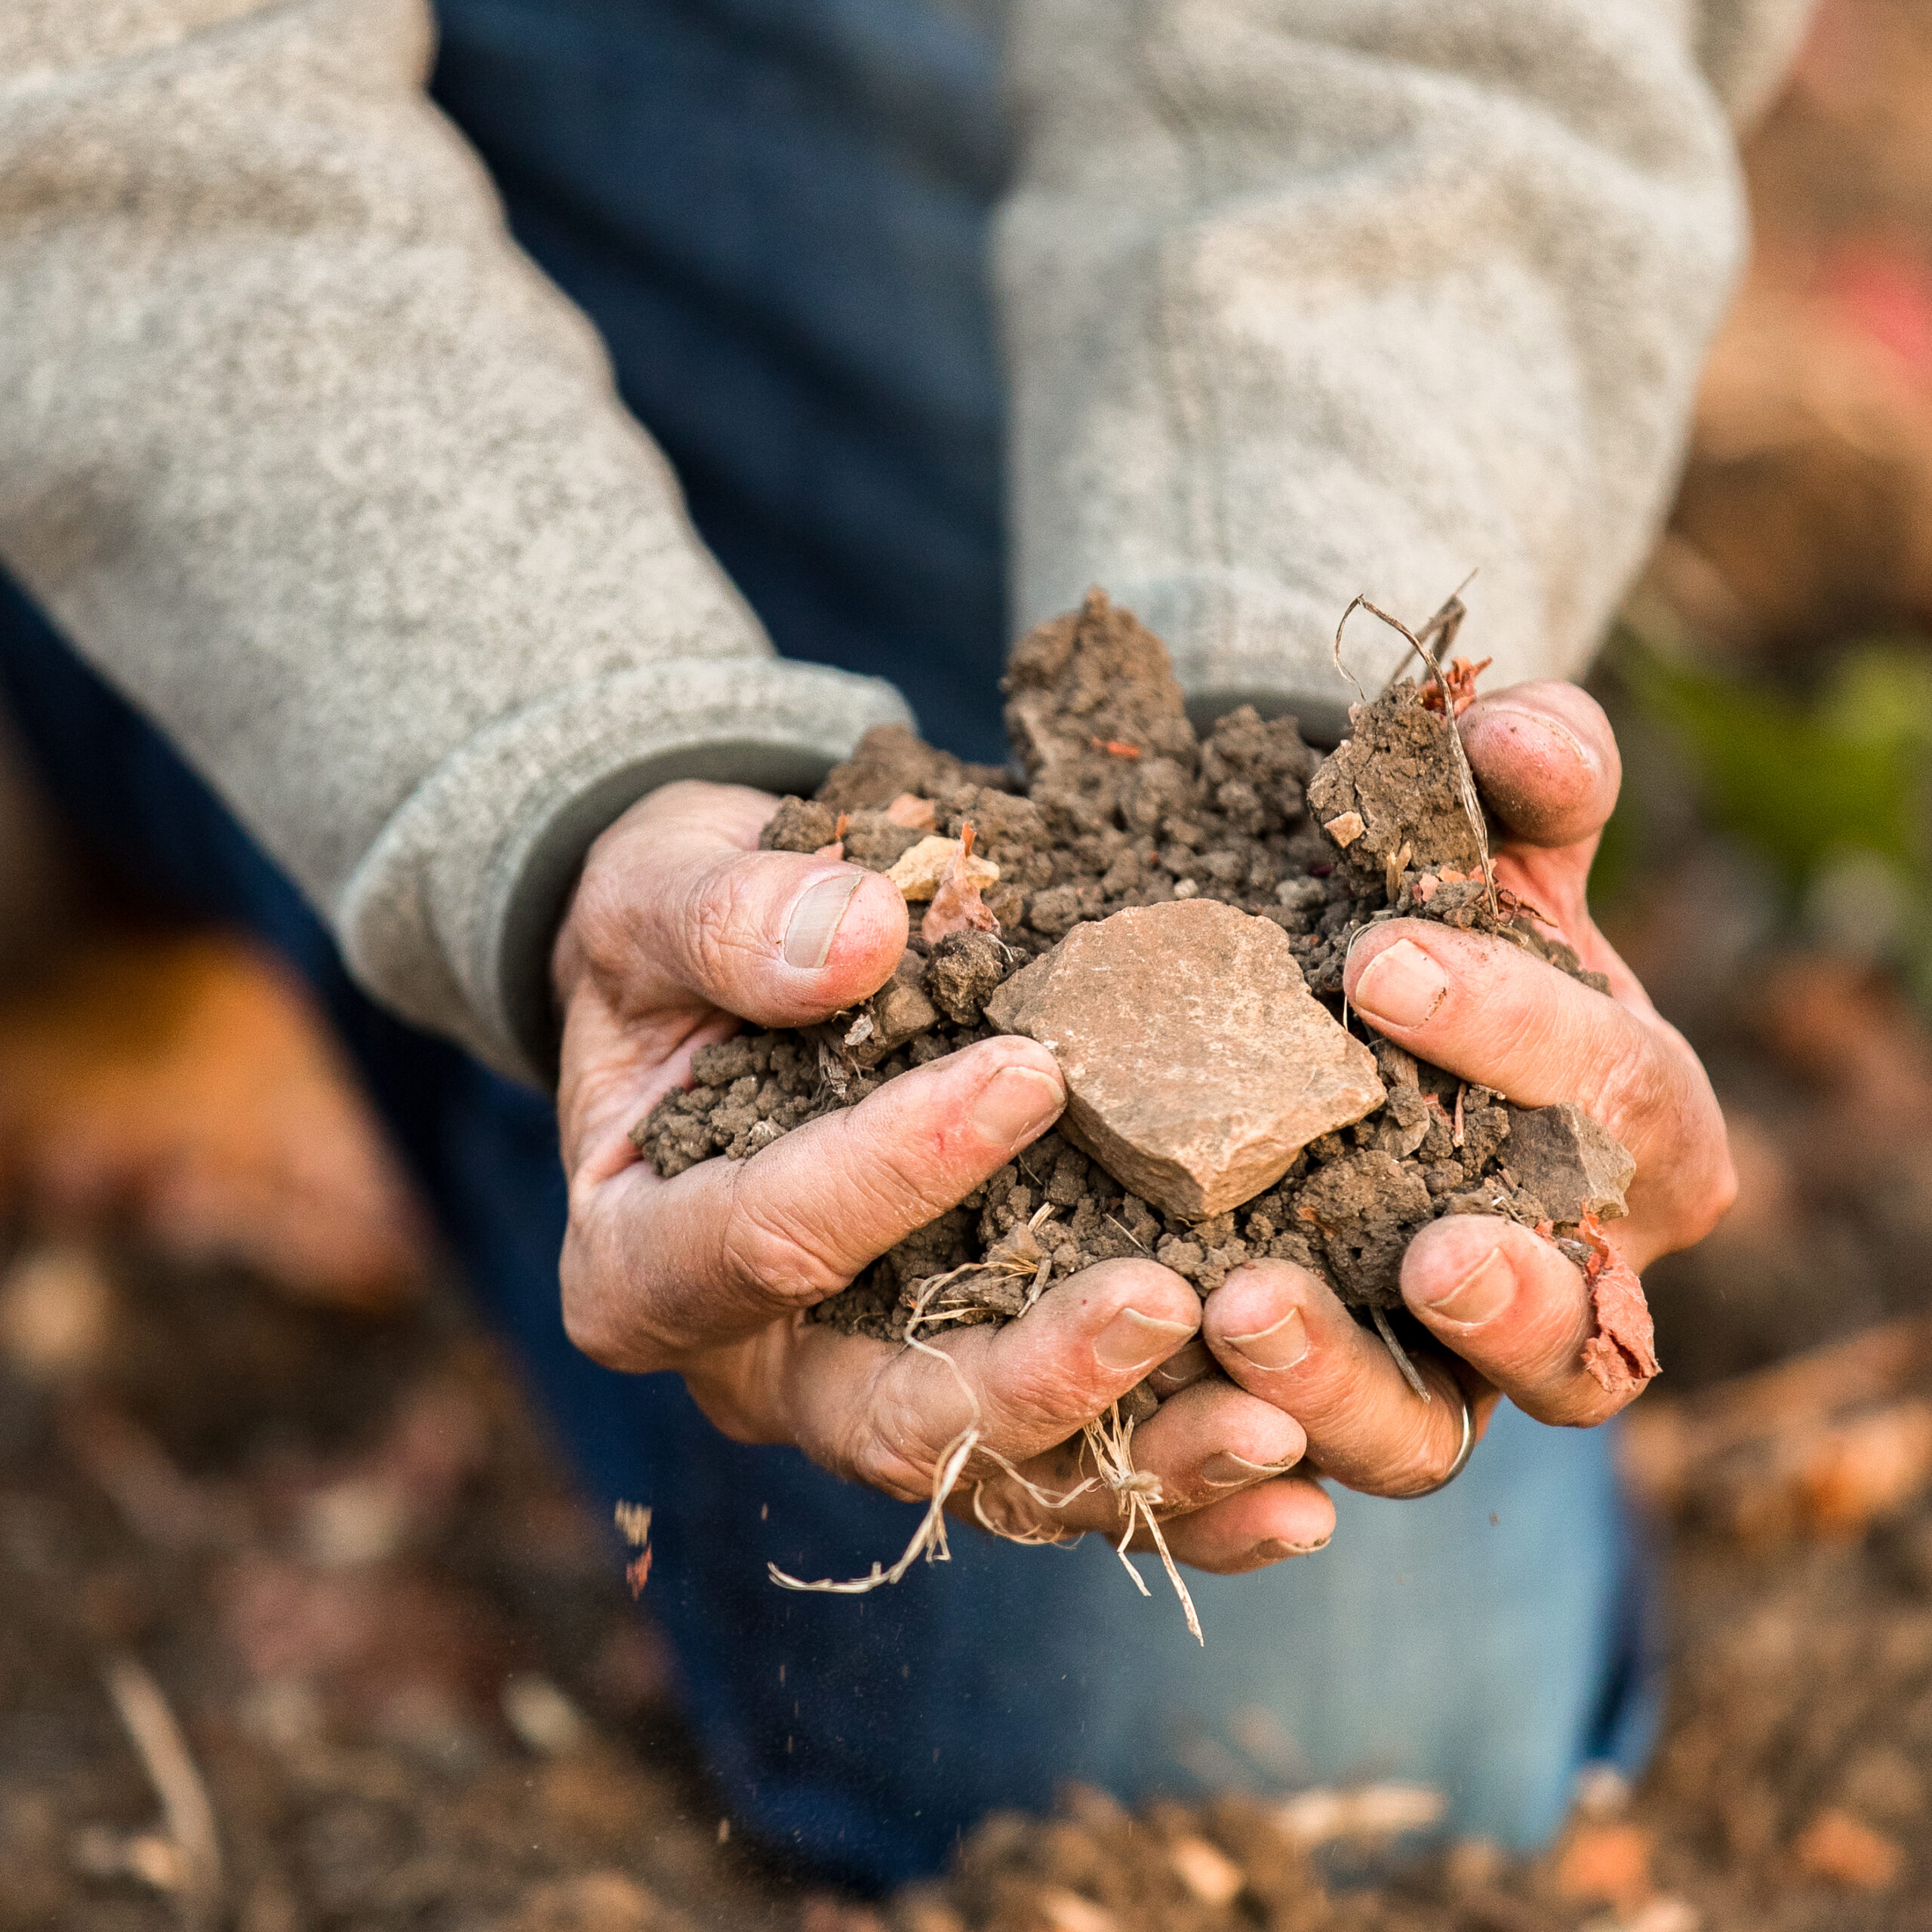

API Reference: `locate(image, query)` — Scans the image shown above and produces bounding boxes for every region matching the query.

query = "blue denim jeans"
[0,0,1657,1890]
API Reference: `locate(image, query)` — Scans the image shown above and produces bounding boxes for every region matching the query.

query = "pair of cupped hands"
[551,682,1734,1573]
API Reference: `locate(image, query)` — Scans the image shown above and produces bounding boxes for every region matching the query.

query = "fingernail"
[1418,1244,1514,1324]
[1148,1337,1214,1395]
[1485,703,1592,768]
[1201,1451,1296,1488]
[972,1063,1066,1151]
[1352,939,1451,1029]
[1224,1306,1309,1372]
[1095,1307,1196,1373]
[1252,1532,1331,1561]
[783,871,866,970]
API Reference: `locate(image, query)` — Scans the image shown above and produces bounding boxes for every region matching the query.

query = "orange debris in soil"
[1419,656,1492,717]
[920,823,1001,945]
[1579,1212,1660,1395]
[1792,1807,1904,1890]
[0,927,429,1310]
[1554,1820,1654,1909]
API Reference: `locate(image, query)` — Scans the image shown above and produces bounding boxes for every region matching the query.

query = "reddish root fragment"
[921,821,1001,944]
[1420,656,1494,717]
[1576,1212,1660,1395]
[1494,884,1556,929]
[885,792,937,831]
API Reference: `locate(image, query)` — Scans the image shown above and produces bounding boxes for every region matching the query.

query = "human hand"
[552,780,1337,1573]
[1198,681,1734,1506]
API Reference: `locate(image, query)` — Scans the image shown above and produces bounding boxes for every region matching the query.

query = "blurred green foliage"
[1596,626,1932,993]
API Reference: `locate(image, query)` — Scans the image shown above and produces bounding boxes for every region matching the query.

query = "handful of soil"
[637,592,1656,1409]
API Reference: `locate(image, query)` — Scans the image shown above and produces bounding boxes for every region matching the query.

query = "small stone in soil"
[1503,1100,1637,1224]
[984,900,1385,1220]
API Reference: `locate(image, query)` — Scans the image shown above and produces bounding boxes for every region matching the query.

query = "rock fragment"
[1505,1103,1636,1223]
[885,792,937,831]
[984,900,1383,1220]
[887,835,998,901]
[842,811,926,871]
[924,931,1008,1026]
[759,797,838,853]
[868,955,940,1055]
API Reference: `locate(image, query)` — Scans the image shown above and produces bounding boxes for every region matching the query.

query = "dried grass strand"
[768,1338,1204,1641]
[1371,1303,1432,1404]
[768,1332,978,1595]
[101,1653,224,1932]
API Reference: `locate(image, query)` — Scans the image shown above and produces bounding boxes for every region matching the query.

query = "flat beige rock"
[885,835,999,901]
[984,900,1384,1220]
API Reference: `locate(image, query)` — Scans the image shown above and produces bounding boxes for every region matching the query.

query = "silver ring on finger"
[1408,1380,1475,1497]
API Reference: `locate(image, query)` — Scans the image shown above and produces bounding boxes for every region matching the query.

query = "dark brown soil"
[0,1244,804,1932]
[14,1227,1932,1932]
[638,593,1624,1361]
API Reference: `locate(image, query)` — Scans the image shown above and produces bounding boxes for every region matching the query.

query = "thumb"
[1459,681,1620,851]
[569,780,909,1026]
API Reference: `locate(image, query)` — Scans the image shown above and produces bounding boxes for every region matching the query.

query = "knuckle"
[683,866,758,989]
[838,1141,966,1253]
[1376,1386,1469,1495]
[558,1237,678,1373]
[1589,1020,1675,1133]
[564,863,639,983]
[980,1349,1100,1443]
[715,1181,849,1308]
[1695,1148,1741,1238]
[1409,1429,1466,1495]
[845,1412,940,1504]
[1672,1119,1739,1248]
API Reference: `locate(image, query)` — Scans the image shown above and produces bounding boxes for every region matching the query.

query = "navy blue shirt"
[430,0,1014,762]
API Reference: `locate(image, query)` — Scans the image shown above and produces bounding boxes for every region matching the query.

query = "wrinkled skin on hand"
[1197,682,1735,1517]
[552,783,1331,1574]
[549,684,1733,1571]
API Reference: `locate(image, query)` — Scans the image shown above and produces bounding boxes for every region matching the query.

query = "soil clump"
[637,592,1635,1382]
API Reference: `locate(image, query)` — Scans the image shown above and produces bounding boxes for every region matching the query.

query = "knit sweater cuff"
[337,656,913,1085]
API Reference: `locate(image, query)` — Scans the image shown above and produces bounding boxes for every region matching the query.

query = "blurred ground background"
[13,1,1932,1926]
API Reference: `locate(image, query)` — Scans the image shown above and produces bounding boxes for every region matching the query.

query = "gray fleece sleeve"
[996,0,1812,743]
[0,0,911,1084]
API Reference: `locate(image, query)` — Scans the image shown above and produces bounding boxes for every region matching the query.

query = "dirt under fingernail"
[1253,1533,1331,1561]
[1352,940,1451,1029]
